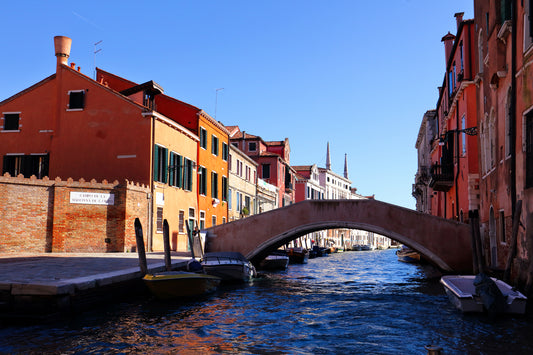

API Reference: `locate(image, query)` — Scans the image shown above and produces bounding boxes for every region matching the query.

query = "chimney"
[54,36,72,67]
[441,32,456,66]
[455,12,464,30]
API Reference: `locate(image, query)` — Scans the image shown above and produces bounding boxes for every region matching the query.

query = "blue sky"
[1,1,473,209]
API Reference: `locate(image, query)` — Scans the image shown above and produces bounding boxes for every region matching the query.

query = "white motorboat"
[201,252,256,282]
[440,275,527,314]
[258,252,290,270]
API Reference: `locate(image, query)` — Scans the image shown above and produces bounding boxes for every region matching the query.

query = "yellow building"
[228,144,258,221]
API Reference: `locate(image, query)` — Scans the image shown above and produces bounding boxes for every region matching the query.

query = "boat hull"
[259,255,290,270]
[143,272,221,300]
[201,252,256,282]
[440,275,527,314]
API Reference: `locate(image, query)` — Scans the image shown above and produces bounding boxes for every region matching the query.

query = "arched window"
[505,88,512,158]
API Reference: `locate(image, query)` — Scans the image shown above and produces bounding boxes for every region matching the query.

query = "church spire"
[326,142,331,170]
[344,153,348,179]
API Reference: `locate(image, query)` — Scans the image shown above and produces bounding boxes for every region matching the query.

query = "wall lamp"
[438,126,478,146]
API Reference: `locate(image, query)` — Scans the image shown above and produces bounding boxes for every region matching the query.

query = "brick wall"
[0,174,150,253]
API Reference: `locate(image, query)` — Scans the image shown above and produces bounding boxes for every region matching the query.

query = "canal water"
[2,248,533,354]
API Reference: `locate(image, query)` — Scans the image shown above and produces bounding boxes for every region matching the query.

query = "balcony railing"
[429,164,454,192]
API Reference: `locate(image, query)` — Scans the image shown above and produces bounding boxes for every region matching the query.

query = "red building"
[428,13,479,222]
[473,0,533,288]
[227,126,295,207]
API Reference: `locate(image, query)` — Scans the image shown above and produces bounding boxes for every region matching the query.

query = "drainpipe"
[455,105,461,220]
[148,113,155,252]
[510,0,517,217]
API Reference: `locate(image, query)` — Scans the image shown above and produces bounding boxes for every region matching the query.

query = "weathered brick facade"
[0,174,149,253]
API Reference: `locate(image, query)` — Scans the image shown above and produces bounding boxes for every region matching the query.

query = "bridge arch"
[205,199,473,272]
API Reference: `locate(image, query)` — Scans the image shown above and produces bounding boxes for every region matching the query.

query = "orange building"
[96,69,230,229]
[0,36,199,252]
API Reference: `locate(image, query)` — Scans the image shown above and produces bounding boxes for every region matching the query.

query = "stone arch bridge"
[205,199,473,272]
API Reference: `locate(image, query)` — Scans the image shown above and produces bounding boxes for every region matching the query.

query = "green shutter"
[153,145,160,181]
[162,147,168,184]
[178,155,183,188]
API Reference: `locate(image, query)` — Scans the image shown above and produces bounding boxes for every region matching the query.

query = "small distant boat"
[287,247,309,264]
[396,245,421,263]
[352,244,362,251]
[440,275,527,314]
[201,252,256,282]
[143,271,221,300]
[259,252,290,270]
[360,245,371,251]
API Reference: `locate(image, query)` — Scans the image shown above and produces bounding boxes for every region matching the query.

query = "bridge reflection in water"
[205,199,472,272]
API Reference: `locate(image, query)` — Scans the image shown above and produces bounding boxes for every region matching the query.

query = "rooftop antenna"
[93,40,102,80]
[215,88,224,119]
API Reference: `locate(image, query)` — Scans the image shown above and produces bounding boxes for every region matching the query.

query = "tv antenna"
[215,88,224,119]
[93,40,102,79]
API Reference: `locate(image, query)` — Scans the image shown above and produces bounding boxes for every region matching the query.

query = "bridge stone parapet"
[205,199,473,272]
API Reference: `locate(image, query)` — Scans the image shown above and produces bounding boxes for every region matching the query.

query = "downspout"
[510,0,518,217]
[148,113,155,252]
[455,105,461,221]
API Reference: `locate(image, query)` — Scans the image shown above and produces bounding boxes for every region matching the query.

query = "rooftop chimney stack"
[54,36,72,67]
[455,12,464,30]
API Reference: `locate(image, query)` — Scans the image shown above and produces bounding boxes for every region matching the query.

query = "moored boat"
[259,252,290,270]
[440,275,527,314]
[143,271,221,300]
[201,252,256,282]
[287,247,309,264]
[396,245,421,263]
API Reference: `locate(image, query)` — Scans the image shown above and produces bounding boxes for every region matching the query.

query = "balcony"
[429,164,454,192]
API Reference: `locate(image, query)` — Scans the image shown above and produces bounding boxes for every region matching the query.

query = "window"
[211,171,218,198]
[228,154,232,171]
[212,135,219,156]
[222,176,228,201]
[182,158,193,191]
[2,154,49,178]
[526,110,533,188]
[212,215,217,227]
[246,166,251,181]
[245,195,251,211]
[179,210,185,233]
[525,0,533,51]
[461,115,466,156]
[262,164,270,179]
[200,211,205,230]
[156,207,163,233]
[228,188,232,209]
[236,192,241,212]
[68,90,85,110]
[169,152,183,188]
[3,113,20,131]
[153,145,168,183]
[200,127,207,149]
[222,142,228,161]
[248,142,257,152]
[198,166,207,195]
[231,142,238,148]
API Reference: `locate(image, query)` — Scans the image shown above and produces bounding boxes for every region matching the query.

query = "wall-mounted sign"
[70,192,115,205]
[156,191,165,206]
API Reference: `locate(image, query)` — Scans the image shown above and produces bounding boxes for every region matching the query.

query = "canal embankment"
[0,252,190,319]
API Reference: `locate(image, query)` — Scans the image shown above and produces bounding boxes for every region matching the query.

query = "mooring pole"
[163,219,172,271]
[504,200,522,282]
[134,218,148,276]
[469,210,480,274]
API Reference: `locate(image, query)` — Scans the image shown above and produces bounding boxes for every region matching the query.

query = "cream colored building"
[228,145,258,221]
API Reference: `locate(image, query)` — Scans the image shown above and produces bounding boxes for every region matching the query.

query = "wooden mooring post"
[134,218,148,277]
[163,219,172,271]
